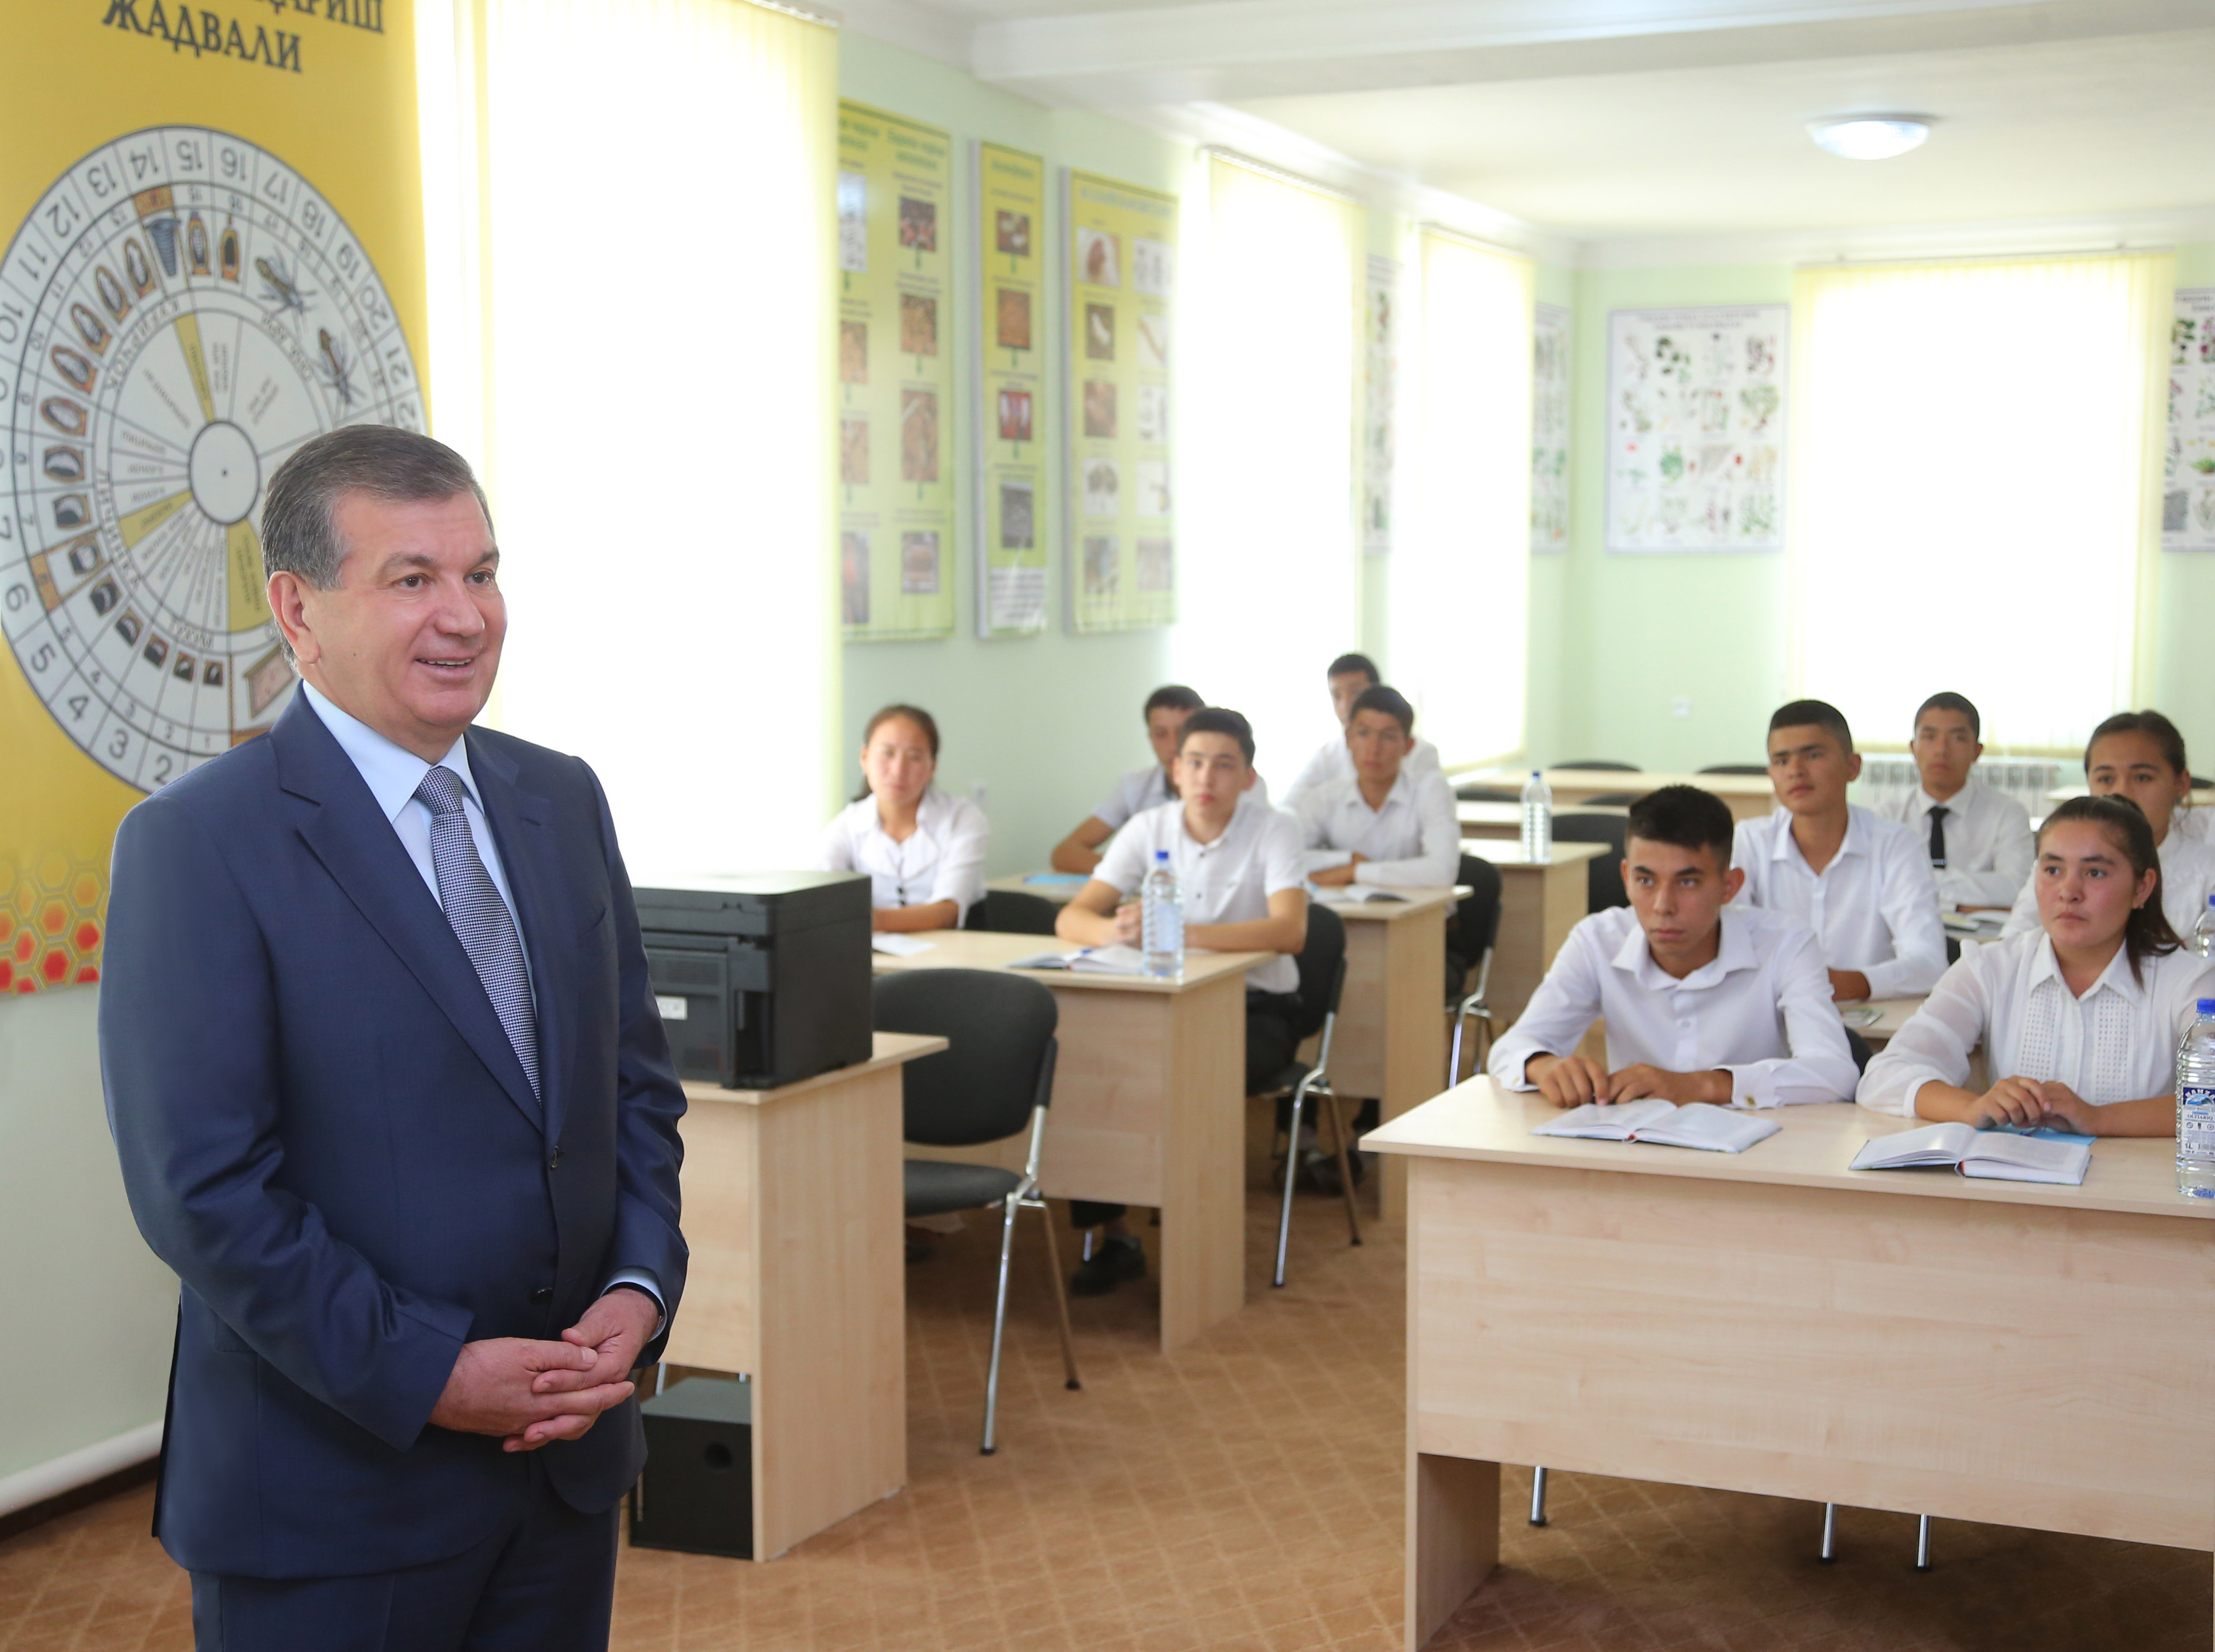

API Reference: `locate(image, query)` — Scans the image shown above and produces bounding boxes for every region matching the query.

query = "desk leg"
[1157,975,1247,1354]
[1375,912,1445,1225]
[1408,1453,1499,1651]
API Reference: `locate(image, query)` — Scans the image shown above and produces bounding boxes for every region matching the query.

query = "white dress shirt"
[1731,806,1948,998]
[1997,830,2215,945]
[820,786,988,915]
[1281,731,1442,807]
[1292,768,1460,888]
[1857,931,2215,1117]
[2173,805,2215,844]
[1488,905,1859,1108]
[1878,775,2034,910]
[1091,762,1270,831]
[1095,800,1307,994]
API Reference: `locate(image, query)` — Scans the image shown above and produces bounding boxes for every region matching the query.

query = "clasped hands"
[1527,1053,1731,1109]
[427,1288,659,1454]
[1961,1075,2094,1135]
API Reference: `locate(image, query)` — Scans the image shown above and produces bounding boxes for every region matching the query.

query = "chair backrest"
[1557,759,1641,772]
[966,888,1062,936]
[872,969,1058,1147]
[1455,784,1523,803]
[1551,812,1629,911]
[1845,1027,1873,1076]
[1452,854,1504,969]
[1289,902,1347,1043]
[1698,763,1769,776]
[1581,791,1641,807]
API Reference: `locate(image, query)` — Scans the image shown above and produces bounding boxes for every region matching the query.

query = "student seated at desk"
[1281,652,1441,806]
[820,703,986,933]
[1050,684,1202,874]
[1293,684,1459,890]
[1489,786,1858,1108]
[1998,710,2215,942]
[1861,796,2214,1135]
[1054,707,1308,1295]
[1734,698,1947,1001]
[1879,691,2034,911]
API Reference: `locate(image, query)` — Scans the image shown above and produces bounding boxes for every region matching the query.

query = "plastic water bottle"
[1520,769,1553,864]
[2177,997,2215,1200]
[2192,896,2215,959]
[1141,849,1184,981]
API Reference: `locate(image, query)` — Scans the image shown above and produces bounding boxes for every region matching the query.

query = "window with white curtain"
[1387,231,1534,767]
[1790,253,2170,751]
[417,0,839,880]
[1174,153,1362,788]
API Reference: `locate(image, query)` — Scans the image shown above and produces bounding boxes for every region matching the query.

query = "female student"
[1860,796,2215,1135]
[820,704,987,932]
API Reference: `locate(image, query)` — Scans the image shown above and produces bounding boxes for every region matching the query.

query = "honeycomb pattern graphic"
[0,851,105,994]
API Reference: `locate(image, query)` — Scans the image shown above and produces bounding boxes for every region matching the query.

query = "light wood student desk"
[1456,800,1626,840]
[1456,768,1778,822]
[1468,841,1608,1030]
[872,929,1269,1353]
[664,1032,946,1561]
[1366,1079,2215,1651]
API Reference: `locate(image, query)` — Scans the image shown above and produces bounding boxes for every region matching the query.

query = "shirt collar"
[1608,907,1756,990]
[2026,931,2148,1007]
[300,680,475,826]
[1769,805,1866,866]
[1346,770,1412,815]
[1913,778,1976,816]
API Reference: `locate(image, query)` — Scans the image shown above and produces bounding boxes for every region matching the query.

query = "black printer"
[634,873,872,1090]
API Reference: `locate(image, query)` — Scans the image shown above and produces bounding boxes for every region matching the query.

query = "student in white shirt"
[1733,698,1948,1001]
[1880,691,2034,911]
[1280,652,1442,806]
[1049,684,1203,874]
[1055,708,1308,1295]
[1998,710,2215,944]
[1862,796,2214,1135]
[1490,785,1858,1108]
[1293,684,1460,890]
[819,704,987,933]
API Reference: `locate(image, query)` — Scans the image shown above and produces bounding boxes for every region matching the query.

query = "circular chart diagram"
[1,126,424,794]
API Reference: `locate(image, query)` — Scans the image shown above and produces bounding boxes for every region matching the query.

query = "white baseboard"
[0,1421,163,1520]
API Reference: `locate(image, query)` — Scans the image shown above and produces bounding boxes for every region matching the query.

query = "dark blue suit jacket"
[100,693,687,1579]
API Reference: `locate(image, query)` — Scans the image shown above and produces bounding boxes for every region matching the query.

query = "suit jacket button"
[529,1286,553,1305]
[548,1146,564,1171]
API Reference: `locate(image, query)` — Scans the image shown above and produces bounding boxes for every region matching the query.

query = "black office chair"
[1266,903,1355,1288]
[1551,813,1629,912]
[1698,763,1769,776]
[875,969,1081,1455]
[1581,792,1641,807]
[1455,784,1523,804]
[1556,759,1641,771]
[966,888,1061,936]
[1448,855,1504,1085]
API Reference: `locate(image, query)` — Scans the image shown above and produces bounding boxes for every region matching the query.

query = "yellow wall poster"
[2,0,427,995]
[837,101,954,642]
[1063,169,1175,634]
[971,142,1046,638]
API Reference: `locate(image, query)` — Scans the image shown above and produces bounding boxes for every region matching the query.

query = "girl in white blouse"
[1860,796,2215,1136]
[820,704,988,933]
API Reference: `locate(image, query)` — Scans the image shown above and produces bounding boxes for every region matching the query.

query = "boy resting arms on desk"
[1489,785,1859,1109]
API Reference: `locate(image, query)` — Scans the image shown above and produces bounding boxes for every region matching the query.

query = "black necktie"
[1927,804,1949,870]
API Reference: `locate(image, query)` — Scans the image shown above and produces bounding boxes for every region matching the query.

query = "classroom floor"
[3,1159,2208,1652]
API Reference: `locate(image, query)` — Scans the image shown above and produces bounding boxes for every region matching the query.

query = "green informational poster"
[837,102,955,640]
[1063,169,1176,633]
[973,142,1047,637]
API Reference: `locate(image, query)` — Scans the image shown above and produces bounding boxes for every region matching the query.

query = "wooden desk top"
[681,1031,947,1108]
[1457,768,1778,800]
[985,873,1088,904]
[1857,996,1925,1041]
[1313,885,1461,921]
[869,927,1269,993]
[1458,800,1628,827]
[1470,840,1608,871]
[1364,1077,2213,1222]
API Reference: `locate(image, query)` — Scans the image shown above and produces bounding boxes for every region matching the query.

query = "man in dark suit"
[100,426,687,1651]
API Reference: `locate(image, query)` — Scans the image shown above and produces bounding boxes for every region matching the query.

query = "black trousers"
[1072,990,1302,1230]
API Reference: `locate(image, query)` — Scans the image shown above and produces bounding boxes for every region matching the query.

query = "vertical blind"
[1790,252,2170,751]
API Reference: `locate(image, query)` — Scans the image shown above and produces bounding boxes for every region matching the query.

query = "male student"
[1732,699,1948,1000]
[1879,691,2034,910]
[1490,785,1857,1107]
[1281,652,1442,806]
[1050,685,1268,873]
[1293,684,1459,889]
[1055,708,1307,1295]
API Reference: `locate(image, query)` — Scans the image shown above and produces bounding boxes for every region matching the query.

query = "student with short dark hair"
[1880,691,2034,910]
[1489,785,1857,1108]
[1732,699,1947,1000]
[1050,685,1203,874]
[1292,685,1459,889]
[1281,652,1441,805]
[820,704,987,932]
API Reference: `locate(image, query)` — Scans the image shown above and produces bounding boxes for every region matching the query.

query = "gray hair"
[260,424,493,594]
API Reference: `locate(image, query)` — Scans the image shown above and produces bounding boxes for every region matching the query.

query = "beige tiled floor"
[3,1176,2208,1651]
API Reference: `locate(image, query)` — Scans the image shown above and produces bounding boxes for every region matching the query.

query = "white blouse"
[1856,931,2215,1118]
[819,787,988,915]
[1997,830,2215,944]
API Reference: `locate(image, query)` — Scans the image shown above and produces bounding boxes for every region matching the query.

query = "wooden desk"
[984,872,1087,903]
[1458,769,1778,823]
[873,929,1268,1353]
[1457,800,1626,840]
[1467,842,1606,1031]
[666,1032,946,1561]
[1367,1080,2215,1650]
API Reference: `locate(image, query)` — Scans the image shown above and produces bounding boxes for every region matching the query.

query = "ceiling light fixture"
[1807,116,1933,161]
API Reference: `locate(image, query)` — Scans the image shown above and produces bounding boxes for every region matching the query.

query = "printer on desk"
[635,872,872,1090]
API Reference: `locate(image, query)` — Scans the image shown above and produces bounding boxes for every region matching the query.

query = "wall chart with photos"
[973,142,1047,635]
[1064,169,1176,633]
[1362,254,1399,557]
[1605,304,1787,554]
[838,102,955,640]
[2166,288,2215,552]
[1531,301,1570,553]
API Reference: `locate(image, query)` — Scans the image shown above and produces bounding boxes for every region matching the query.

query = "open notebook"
[1848,1122,2092,1185]
[1531,1099,1781,1155]
[1007,945,1155,976]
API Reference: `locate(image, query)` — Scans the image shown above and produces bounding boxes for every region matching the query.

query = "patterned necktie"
[415,765,540,1099]
[1927,804,1949,870]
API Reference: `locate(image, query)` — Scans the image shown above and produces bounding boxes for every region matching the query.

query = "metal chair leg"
[1449,1007,1468,1088]
[1033,1200,1082,1392]
[980,1192,1021,1456]
[1528,1466,1549,1527]
[1320,1089,1362,1247]
[1818,1502,1839,1563]
[1273,1084,1308,1287]
[1915,1514,1932,1571]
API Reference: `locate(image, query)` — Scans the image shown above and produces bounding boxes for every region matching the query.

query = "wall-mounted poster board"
[1063,169,1176,633]
[973,142,1048,635]
[837,102,954,640]
[2166,288,2215,551]
[1605,304,1787,554]
[1531,301,1570,553]
[1363,254,1400,557]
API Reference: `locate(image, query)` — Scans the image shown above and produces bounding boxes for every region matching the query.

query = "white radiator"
[1854,755,2063,820]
